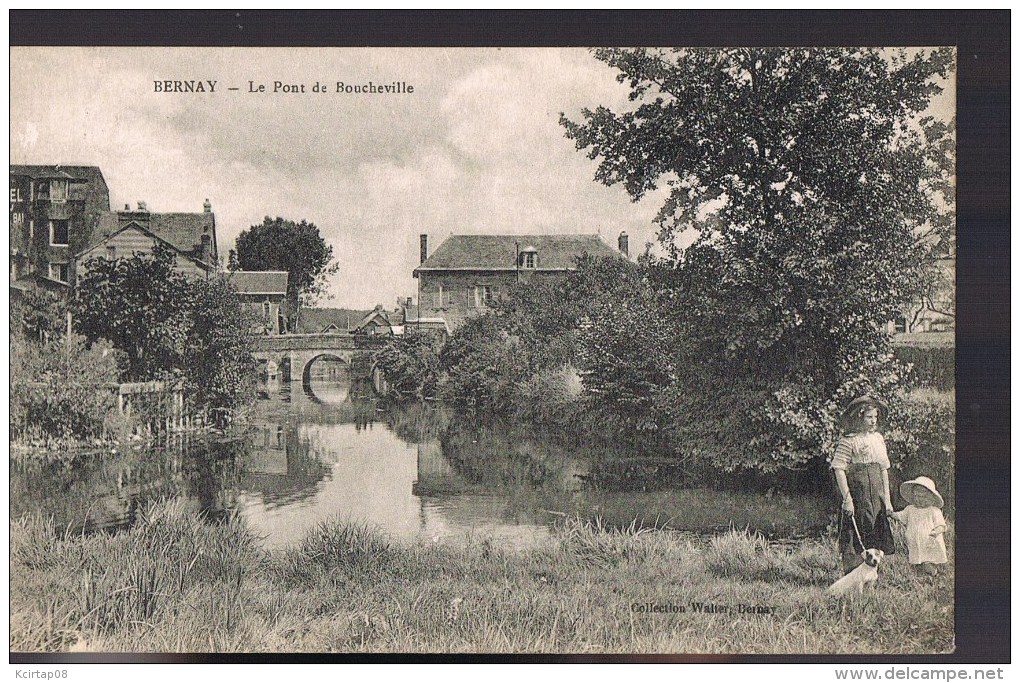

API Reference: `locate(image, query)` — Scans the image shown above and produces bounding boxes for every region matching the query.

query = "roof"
[83,210,216,261]
[354,309,395,331]
[77,222,212,271]
[10,164,90,182]
[148,213,216,255]
[224,270,289,295]
[403,317,451,335]
[415,234,622,273]
[10,272,71,294]
[295,307,373,334]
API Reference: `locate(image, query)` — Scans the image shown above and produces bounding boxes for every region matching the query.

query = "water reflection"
[9,381,830,548]
[10,385,565,548]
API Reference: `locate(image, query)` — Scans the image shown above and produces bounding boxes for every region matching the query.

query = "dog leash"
[849,512,867,551]
[841,508,867,553]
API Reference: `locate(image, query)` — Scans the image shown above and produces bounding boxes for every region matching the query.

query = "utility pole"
[65,309,72,363]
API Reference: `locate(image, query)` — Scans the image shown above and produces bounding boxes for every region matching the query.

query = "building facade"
[413,232,629,329]
[10,165,111,293]
[888,255,955,338]
[223,270,289,336]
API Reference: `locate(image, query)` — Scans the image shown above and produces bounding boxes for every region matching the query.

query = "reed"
[10,500,954,654]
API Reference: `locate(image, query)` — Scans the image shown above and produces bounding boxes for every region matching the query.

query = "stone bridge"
[253,333,388,394]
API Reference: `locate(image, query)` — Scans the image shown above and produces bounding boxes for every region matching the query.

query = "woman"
[829,395,896,574]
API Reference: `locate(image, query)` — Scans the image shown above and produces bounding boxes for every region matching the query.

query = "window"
[263,300,271,320]
[436,285,445,308]
[893,314,907,334]
[48,262,69,283]
[49,180,68,203]
[106,246,116,260]
[474,285,492,308]
[50,220,69,246]
[523,252,536,268]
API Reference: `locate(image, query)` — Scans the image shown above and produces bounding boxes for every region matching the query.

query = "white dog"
[827,549,884,597]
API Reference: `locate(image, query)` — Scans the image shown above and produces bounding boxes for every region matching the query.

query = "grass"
[10,500,954,654]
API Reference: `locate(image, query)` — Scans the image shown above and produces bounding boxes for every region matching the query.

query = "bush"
[894,344,954,391]
[438,315,532,413]
[372,331,443,401]
[10,334,122,443]
[511,366,583,425]
[885,389,955,517]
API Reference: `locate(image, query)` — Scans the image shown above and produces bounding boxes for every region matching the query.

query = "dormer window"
[520,246,538,269]
[49,180,68,203]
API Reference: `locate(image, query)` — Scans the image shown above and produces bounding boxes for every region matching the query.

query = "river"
[9,379,832,548]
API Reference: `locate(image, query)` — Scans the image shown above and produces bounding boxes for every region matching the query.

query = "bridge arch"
[300,352,351,386]
[296,352,354,404]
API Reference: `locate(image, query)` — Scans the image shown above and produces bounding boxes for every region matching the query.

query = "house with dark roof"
[223,270,289,335]
[75,200,219,280]
[412,232,629,328]
[10,165,111,292]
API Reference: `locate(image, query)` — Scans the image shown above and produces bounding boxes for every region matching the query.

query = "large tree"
[232,217,339,327]
[73,244,258,416]
[562,48,955,471]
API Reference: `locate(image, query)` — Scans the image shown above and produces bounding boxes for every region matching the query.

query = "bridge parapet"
[254,333,356,352]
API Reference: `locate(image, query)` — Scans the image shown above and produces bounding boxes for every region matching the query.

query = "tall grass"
[11,501,954,654]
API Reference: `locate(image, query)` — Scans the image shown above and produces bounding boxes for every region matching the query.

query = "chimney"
[406,297,413,308]
[203,198,212,213]
[137,201,148,212]
[419,234,428,264]
[618,231,629,258]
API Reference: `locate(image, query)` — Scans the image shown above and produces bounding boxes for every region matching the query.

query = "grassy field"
[10,499,954,655]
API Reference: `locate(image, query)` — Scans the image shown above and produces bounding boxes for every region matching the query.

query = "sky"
[10,47,672,308]
[9,47,954,309]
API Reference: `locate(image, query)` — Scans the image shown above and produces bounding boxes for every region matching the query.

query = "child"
[891,476,948,576]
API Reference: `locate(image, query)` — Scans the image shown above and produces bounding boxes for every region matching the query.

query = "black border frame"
[8,9,1010,665]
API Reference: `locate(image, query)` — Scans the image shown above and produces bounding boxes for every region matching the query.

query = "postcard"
[9,42,965,659]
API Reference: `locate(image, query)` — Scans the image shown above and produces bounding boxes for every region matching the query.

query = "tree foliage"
[72,244,258,416]
[233,217,339,321]
[10,289,68,343]
[562,48,955,471]
[373,332,443,401]
[73,245,191,381]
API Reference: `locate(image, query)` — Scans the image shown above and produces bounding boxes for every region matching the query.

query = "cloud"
[10,47,669,307]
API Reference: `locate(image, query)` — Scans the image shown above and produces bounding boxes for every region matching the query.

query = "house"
[223,270,289,336]
[888,255,955,340]
[75,200,219,280]
[10,165,111,292]
[353,307,403,337]
[413,232,629,328]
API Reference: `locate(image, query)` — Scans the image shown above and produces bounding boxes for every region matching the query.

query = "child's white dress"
[894,505,948,564]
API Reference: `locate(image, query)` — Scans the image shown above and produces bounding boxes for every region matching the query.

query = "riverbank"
[11,500,954,654]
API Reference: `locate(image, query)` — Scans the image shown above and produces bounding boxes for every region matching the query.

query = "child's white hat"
[900,476,944,508]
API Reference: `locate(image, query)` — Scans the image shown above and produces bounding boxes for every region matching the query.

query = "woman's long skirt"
[838,463,895,574]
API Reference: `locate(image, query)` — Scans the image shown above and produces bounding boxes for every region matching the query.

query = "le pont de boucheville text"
[153,80,414,94]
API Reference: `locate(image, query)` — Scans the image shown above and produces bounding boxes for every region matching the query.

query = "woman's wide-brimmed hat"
[900,476,945,508]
